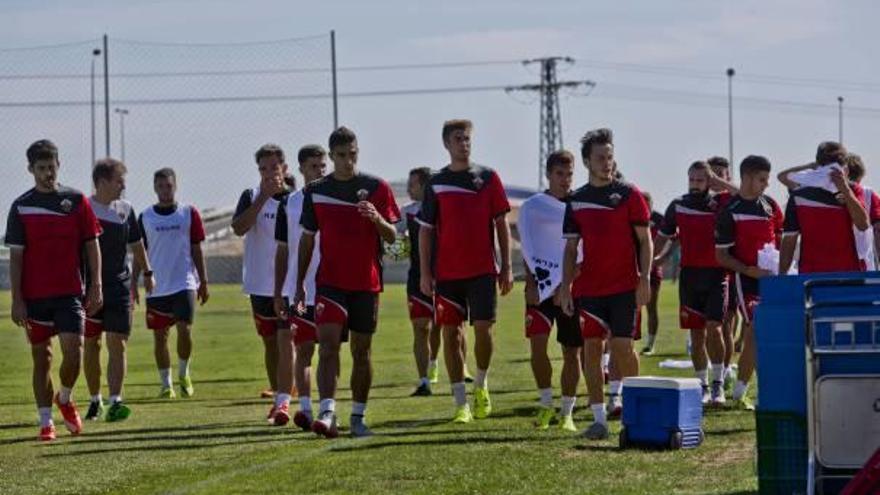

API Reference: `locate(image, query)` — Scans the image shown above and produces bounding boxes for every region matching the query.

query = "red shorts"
[290,306,317,345]
[407,291,434,320]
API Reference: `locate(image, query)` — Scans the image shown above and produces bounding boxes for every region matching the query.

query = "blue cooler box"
[619,377,704,450]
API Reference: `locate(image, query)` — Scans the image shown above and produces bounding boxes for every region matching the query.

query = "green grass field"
[0,283,757,495]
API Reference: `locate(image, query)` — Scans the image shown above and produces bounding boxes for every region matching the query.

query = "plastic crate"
[756,410,808,495]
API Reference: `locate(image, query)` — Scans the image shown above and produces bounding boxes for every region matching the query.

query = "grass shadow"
[327,434,563,452]
[40,436,291,457]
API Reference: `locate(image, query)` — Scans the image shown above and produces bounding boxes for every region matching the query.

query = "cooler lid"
[623,376,702,390]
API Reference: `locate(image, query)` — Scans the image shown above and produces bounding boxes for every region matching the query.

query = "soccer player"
[273,144,327,429]
[231,144,292,403]
[715,155,784,410]
[655,161,737,406]
[399,166,444,396]
[295,127,400,438]
[135,168,209,399]
[417,119,513,424]
[640,191,666,355]
[778,142,877,274]
[83,158,153,422]
[557,128,652,440]
[519,150,582,432]
[5,139,102,441]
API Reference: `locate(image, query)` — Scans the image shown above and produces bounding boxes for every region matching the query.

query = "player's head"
[153,167,177,204]
[254,143,288,182]
[442,119,472,162]
[407,166,431,202]
[642,190,653,210]
[26,139,60,191]
[688,160,711,195]
[845,153,865,183]
[707,156,730,184]
[816,141,847,166]
[580,128,614,182]
[545,150,575,194]
[297,144,327,184]
[92,158,127,200]
[328,126,358,175]
[739,155,772,196]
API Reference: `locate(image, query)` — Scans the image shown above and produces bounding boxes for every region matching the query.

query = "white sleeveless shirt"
[282,190,319,305]
[242,188,285,297]
[141,204,200,297]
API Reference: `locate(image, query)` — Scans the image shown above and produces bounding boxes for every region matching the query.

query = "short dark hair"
[689,160,710,173]
[442,119,473,142]
[297,144,326,164]
[92,158,127,187]
[328,126,357,150]
[283,174,297,189]
[816,141,847,165]
[26,139,58,165]
[580,128,613,160]
[546,150,575,174]
[739,155,772,176]
[154,167,176,182]
[255,143,285,164]
[845,153,865,183]
[409,166,431,186]
[706,156,729,169]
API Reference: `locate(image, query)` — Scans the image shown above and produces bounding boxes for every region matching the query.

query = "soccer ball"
[386,235,410,261]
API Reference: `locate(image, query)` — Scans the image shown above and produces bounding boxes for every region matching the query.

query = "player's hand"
[197,282,210,306]
[830,168,849,193]
[292,286,306,315]
[420,273,434,297]
[11,296,27,327]
[131,283,140,305]
[260,175,285,198]
[85,284,103,317]
[357,201,381,223]
[636,277,651,307]
[498,264,514,296]
[745,266,772,279]
[144,274,155,295]
[524,279,540,306]
[556,285,574,316]
[273,295,288,319]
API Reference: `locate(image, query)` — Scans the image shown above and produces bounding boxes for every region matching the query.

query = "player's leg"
[731,276,757,409]
[557,306,582,432]
[173,290,196,397]
[579,297,611,440]
[291,306,316,430]
[723,308,739,391]
[269,303,293,426]
[469,275,497,419]
[706,271,728,406]
[526,302,554,428]
[82,316,104,420]
[26,302,57,440]
[690,327,709,401]
[408,291,434,395]
[312,289,349,437]
[435,281,472,422]
[607,291,640,411]
[251,296,279,399]
[146,295,176,397]
[428,318,442,383]
[54,297,85,435]
[346,291,378,437]
[102,301,133,421]
[642,277,661,354]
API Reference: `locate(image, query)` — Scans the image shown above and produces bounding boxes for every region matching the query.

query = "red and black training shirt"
[715,194,784,268]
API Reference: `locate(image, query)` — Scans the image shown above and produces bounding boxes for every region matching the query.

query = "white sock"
[159,368,173,388]
[609,380,622,396]
[299,396,313,414]
[725,366,734,380]
[451,382,467,407]
[428,359,438,369]
[351,402,366,417]
[539,388,553,408]
[38,407,53,428]
[474,368,488,389]
[59,386,72,405]
[591,403,607,425]
[91,393,102,404]
[109,394,122,404]
[733,380,749,400]
[711,363,724,383]
[695,369,709,387]
[319,398,336,414]
[419,377,429,387]
[646,333,656,347]
[178,358,190,378]
[601,353,610,369]
[561,396,576,416]
[275,393,291,407]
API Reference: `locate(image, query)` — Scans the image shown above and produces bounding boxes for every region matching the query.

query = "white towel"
[757,243,780,275]
[518,193,581,302]
[787,163,843,193]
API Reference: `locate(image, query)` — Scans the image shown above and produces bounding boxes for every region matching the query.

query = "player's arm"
[707,170,739,194]
[130,240,154,304]
[83,238,103,316]
[231,179,282,236]
[274,243,289,318]
[495,213,513,296]
[634,225,653,307]
[373,214,397,244]
[522,259,539,306]
[830,169,869,231]
[294,233,315,311]
[557,238,579,316]
[418,225,434,296]
[779,234,798,275]
[653,235,676,266]
[191,242,209,305]
[776,162,816,190]
[9,247,26,327]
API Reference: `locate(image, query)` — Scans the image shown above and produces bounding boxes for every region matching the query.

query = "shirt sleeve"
[300,188,318,234]
[715,208,735,248]
[627,186,650,226]
[78,195,102,241]
[275,196,288,243]
[782,195,799,234]
[488,171,511,218]
[138,213,148,250]
[563,201,580,239]
[126,206,142,244]
[870,190,880,225]
[772,199,785,246]
[3,203,25,247]
[659,201,678,237]
[416,180,437,228]
[232,189,253,220]
[190,206,206,243]
[373,180,401,224]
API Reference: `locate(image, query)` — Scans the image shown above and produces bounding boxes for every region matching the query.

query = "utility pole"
[726,68,735,167]
[838,96,844,144]
[507,57,594,189]
[115,108,129,162]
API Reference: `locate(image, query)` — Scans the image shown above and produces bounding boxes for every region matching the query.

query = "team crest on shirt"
[60,198,73,212]
[356,189,369,201]
[472,176,484,190]
[609,193,622,206]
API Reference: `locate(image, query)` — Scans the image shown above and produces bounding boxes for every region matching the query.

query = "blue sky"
[1,0,878,224]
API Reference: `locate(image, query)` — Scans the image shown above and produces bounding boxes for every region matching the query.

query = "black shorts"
[315,286,379,334]
[250,295,287,337]
[577,290,638,339]
[86,297,133,337]
[435,274,497,326]
[146,290,196,330]
[678,267,728,329]
[733,273,760,323]
[526,299,583,347]
[25,296,84,344]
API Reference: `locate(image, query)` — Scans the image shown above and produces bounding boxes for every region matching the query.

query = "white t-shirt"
[238,187,286,297]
